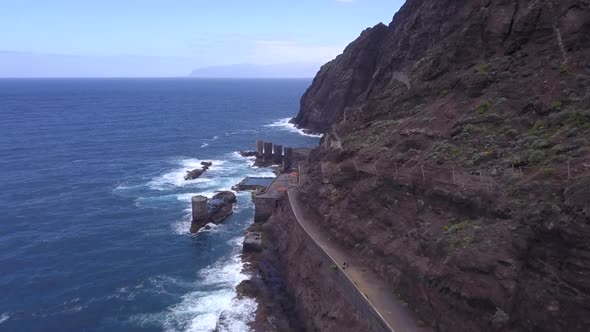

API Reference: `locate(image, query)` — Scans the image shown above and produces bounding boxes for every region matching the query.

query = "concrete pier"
[191,195,209,222]
[273,144,283,164]
[284,147,293,169]
[256,140,264,157]
[264,142,273,163]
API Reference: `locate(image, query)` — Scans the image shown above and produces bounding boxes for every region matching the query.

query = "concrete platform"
[254,172,298,222]
[232,177,275,191]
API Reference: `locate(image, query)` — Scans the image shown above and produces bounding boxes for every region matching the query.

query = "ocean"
[0,78,319,332]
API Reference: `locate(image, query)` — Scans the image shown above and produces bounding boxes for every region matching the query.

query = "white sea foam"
[0,313,9,324]
[216,297,257,332]
[133,152,261,329]
[265,117,323,138]
[246,169,276,178]
[172,218,192,235]
[199,251,245,287]
[147,158,225,191]
[130,249,256,332]
[200,143,209,148]
[175,192,219,202]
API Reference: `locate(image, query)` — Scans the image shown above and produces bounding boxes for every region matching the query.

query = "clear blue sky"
[0,0,405,77]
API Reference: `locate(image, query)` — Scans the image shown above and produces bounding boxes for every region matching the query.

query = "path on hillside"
[287,188,432,332]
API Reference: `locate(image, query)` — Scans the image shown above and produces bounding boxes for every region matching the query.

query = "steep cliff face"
[258,200,389,332]
[293,0,590,133]
[290,23,389,134]
[291,0,590,331]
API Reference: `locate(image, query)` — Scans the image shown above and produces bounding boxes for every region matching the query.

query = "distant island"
[188,63,322,79]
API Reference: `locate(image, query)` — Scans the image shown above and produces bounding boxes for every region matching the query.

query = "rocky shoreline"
[234,145,312,331]
[230,0,590,330]
[278,0,590,330]
[236,226,305,331]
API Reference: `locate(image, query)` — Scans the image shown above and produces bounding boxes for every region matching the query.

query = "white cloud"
[248,39,344,65]
[0,36,347,77]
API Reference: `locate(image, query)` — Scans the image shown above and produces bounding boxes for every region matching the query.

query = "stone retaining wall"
[281,193,393,332]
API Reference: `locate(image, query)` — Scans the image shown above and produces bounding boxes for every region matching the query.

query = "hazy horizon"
[0,0,404,78]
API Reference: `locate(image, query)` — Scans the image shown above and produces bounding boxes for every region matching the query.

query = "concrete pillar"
[264,142,273,163]
[273,144,283,164]
[191,195,208,222]
[256,140,264,157]
[284,147,293,169]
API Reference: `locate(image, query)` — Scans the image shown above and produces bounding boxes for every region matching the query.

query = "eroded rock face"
[243,231,262,252]
[285,0,590,331]
[290,23,388,134]
[292,0,590,135]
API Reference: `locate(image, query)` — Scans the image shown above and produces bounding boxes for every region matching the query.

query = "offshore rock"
[184,168,205,180]
[190,191,237,233]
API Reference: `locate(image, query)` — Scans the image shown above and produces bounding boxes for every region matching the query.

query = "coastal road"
[287,188,432,332]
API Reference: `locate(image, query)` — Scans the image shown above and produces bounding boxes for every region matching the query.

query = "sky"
[0,0,405,77]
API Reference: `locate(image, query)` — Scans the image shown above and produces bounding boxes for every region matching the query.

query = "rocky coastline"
[238,0,590,331]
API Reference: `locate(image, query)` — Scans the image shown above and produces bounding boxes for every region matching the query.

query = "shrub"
[550,100,562,111]
[444,219,472,233]
[475,101,491,115]
[531,139,550,149]
[528,150,546,164]
[551,144,564,153]
[461,235,474,247]
[570,110,590,129]
[505,129,519,138]
[430,141,461,160]
[528,120,547,136]
[559,64,570,75]
[463,124,482,134]
[476,63,491,75]
[540,167,557,176]
[503,155,524,167]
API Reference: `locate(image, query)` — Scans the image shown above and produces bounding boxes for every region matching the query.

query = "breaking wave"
[265,117,323,138]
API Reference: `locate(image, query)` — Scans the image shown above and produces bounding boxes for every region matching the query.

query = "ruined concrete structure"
[284,147,293,169]
[256,140,264,156]
[254,140,295,168]
[263,142,273,163]
[191,195,208,222]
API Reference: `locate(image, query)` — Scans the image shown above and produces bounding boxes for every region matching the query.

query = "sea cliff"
[259,0,590,331]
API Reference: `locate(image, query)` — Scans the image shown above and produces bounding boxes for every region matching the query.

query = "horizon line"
[0,76,314,80]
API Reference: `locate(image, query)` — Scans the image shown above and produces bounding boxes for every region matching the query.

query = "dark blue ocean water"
[0,78,319,332]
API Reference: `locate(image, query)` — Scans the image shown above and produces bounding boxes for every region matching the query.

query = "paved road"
[287,188,432,332]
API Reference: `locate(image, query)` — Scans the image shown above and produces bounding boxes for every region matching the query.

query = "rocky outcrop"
[239,150,257,157]
[283,0,590,331]
[184,168,205,180]
[189,191,236,233]
[243,231,262,252]
[207,191,236,224]
[184,161,212,180]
